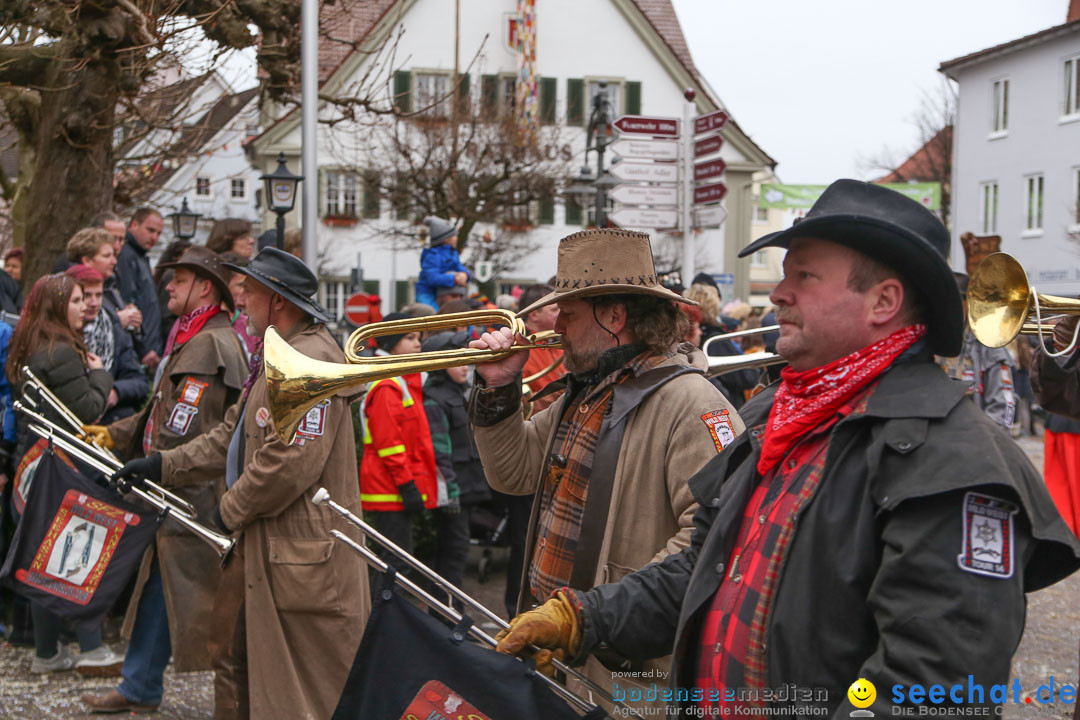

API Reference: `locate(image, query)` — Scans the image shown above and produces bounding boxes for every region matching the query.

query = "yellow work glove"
[82,425,113,450]
[495,589,582,677]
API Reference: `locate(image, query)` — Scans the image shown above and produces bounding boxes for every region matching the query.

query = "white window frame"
[752,201,769,225]
[979,181,999,234]
[750,249,769,268]
[195,175,213,199]
[1023,173,1044,236]
[414,71,452,118]
[229,177,248,202]
[319,279,349,324]
[325,170,359,218]
[1063,54,1080,121]
[990,77,1009,137]
[586,77,624,118]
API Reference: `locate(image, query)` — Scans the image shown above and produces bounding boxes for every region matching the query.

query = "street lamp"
[584,82,614,226]
[261,152,304,250]
[168,197,201,240]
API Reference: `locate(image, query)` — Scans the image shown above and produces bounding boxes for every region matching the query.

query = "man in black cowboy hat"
[107,247,368,720]
[494,180,1080,715]
[81,245,250,713]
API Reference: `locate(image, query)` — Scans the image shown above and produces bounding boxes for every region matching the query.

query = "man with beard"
[493,181,1080,716]
[468,228,741,705]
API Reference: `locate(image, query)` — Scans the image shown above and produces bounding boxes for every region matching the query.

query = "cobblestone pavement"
[1,433,1078,718]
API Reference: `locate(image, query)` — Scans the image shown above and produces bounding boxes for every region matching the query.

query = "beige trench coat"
[111,313,248,671]
[162,319,369,720]
[474,344,743,709]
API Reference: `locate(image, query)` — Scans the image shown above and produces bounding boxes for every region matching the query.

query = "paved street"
[1,434,1079,719]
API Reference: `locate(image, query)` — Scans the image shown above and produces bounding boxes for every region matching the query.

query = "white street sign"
[609,184,679,206]
[475,261,494,282]
[608,162,679,183]
[695,204,728,229]
[610,207,678,229]
[610,137,679,161]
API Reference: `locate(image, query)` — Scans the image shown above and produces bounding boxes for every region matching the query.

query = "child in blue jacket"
[416,216,470,308]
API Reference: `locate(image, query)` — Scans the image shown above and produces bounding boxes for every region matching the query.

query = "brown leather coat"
[161,319,369,720]
[110,311,247,671]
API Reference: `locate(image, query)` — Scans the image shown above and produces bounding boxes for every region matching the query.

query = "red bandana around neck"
[756,324,927,475]
[164,304,221,357]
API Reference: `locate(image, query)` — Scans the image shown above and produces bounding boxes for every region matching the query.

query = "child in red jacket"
[359,313,438,559]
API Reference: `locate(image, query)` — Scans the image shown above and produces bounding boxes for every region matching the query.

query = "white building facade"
[942,18,1080,292]
[253,0,775,320]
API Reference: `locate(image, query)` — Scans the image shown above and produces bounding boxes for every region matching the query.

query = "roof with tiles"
[875,125,952,184]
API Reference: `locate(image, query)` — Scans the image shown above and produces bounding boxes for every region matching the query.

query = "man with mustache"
[493,181,1080,716]
[468,228,741,707]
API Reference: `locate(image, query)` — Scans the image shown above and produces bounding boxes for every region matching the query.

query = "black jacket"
[0,269,21,315]
[423,371,490,505]
[116,234,163,357]
[577,355,1080,715]
[700,323,757,410]
[99,307,149,424]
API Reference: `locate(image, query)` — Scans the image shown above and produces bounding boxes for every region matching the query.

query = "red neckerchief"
[164,304,221,357]
[756,324,927,476]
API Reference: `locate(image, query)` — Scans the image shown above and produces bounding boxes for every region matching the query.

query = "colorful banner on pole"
[759,183,942,211]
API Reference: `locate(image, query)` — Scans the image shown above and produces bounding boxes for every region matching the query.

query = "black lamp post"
[585,82,614,227]
[260,152,304,249]
[168,197,201,240]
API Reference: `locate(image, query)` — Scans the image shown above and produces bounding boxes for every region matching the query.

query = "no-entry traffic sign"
[344,292,378,327]
[612,115,679,137]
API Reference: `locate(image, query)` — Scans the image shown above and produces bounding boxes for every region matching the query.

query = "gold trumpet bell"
[968,253,1079,348]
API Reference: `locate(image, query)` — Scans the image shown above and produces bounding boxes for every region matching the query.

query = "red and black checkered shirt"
[695,388,875,710]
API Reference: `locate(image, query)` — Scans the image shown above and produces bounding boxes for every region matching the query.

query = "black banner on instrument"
[0,450,160,629]
[332,571,606,720]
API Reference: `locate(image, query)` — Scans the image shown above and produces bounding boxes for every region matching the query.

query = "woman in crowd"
[206,218,255,259]
[685,274,756,410]
[67,228,141,344]
[5,273,121,675]
[66,264,148,424]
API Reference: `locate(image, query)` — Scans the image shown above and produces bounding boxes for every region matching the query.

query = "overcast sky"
[672,0,1071,184]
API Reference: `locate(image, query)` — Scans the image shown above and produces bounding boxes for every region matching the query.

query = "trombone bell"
[968,253,1080,348]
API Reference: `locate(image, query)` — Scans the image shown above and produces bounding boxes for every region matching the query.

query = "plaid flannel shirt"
[695,388,875,710]
[527,348,673,602]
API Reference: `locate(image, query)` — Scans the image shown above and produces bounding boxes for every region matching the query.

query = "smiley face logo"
[848,678,876,708]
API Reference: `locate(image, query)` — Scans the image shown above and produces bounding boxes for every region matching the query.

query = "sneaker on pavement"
[81,689,159,714]
[30,644,75,674]
[75,646,125,677]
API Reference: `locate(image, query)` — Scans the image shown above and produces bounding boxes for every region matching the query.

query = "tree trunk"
[22,58,116,285]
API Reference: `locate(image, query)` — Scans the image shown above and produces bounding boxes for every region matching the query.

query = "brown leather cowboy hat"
[157,245,235,312]
[517,228,696,316]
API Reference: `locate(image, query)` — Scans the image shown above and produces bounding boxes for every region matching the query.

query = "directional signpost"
[609,184,678,206]
[694,157,727,182]
[694,182,728,205]
[694,134,723,157]
[608,161,679,183]
[693,109,729,135]
[611,115,679,137]
[609,137,678,161]
[695,204,728,229]
[609,207,678,229]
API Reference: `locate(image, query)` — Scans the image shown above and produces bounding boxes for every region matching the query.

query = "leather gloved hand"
[111,453,162,493]
[211,505,232,534]
[398,480,426,514]
[82,425,113,450]
[441,481,461,516]
[495,589,582,677]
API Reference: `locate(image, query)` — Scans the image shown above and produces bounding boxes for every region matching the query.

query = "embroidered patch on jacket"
[180,378,209,406]
[255,407,271,428]
[295,400,330,438]
[957,492,1018,579]
[701,409,736,453]
[166,403,199,436]
[398,680,493,720]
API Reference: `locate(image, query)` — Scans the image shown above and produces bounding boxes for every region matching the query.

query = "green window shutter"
[393,70,412,113]
[395,280,411,310]
[565,198,583,226]
[626,81,642,116]
[362,279,380,295]
[363,171,380,219]
[539,77,557,124]
[457,73,471,112]
[482,75,498,117]
[539,196,555,224]
[567,78,584,126]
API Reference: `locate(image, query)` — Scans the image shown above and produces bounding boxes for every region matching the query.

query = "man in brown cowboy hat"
[81,245,250,713]
[469,228,742,704]
[493,181,1080,716]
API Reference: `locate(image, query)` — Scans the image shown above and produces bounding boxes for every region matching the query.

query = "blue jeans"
[118,562,171,705]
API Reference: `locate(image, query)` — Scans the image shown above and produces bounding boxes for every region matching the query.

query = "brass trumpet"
[968,253,1080,348]
[266,309,561,443]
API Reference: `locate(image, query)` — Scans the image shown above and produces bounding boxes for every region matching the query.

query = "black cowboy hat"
[223,247,332,323]
[739,179,962,357]
[157,245,235,312]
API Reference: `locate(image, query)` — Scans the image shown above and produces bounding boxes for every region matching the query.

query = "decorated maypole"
[514,0,538,130]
